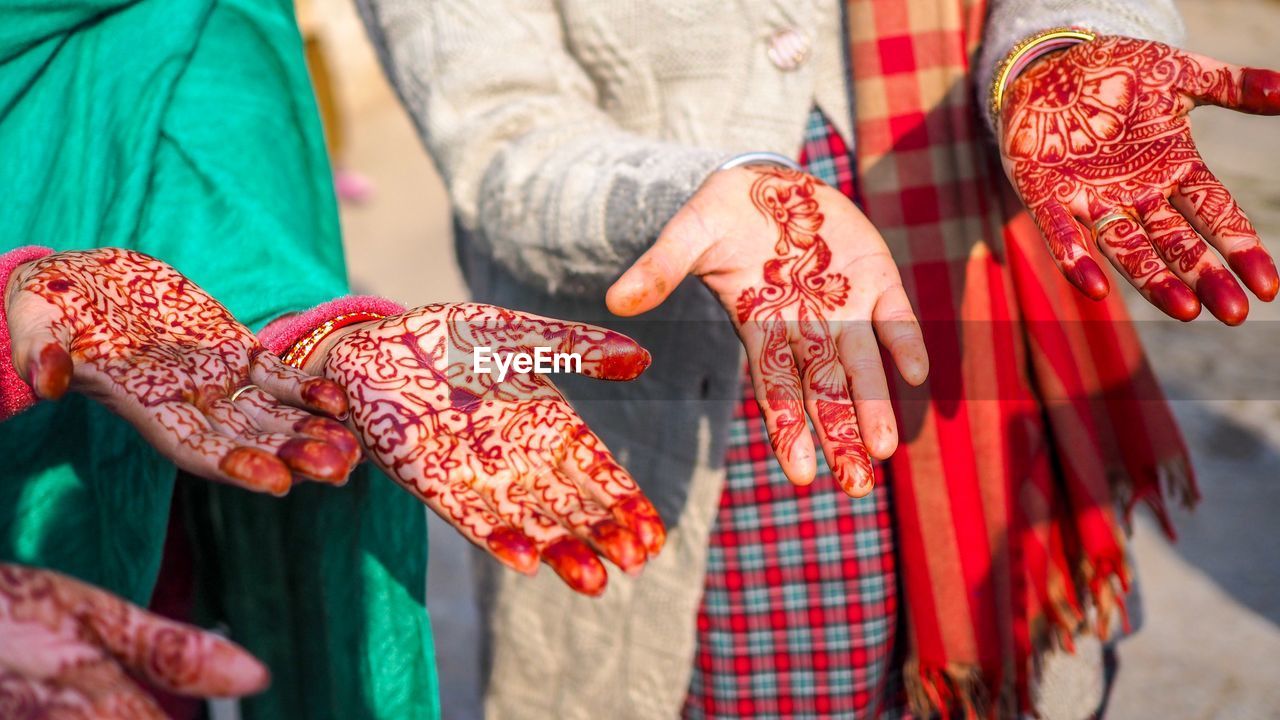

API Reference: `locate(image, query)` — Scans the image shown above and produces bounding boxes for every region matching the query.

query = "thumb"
[10,321,74,400]
[606,205,710,317]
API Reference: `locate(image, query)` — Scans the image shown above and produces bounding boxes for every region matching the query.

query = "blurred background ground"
[307,0,1279,717]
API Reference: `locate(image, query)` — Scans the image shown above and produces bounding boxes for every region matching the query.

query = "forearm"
[980,0,1185,135]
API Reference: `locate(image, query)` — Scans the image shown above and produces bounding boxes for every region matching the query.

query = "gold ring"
[229,384,260,403]
[1092,212,1133,237]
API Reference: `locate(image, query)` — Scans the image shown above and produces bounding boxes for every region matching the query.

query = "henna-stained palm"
[4,249,360,494]
[0,564,269,718]
[1001,36,1280,324]
[608,165,928,498]
[310,303,662,596]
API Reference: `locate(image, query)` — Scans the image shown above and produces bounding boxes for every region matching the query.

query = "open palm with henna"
[0,563,269,719]
[4,249,360,494]
[307,303,663,596]
[607,165,929,498]
[1001,36,1280,324]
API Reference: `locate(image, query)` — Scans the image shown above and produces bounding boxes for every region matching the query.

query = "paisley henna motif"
[4,249,359,492]
[0,564,268,717]
[316,303,662,596]
[1001,36,1280,324]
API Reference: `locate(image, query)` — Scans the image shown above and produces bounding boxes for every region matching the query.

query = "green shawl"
[0,1,439,717]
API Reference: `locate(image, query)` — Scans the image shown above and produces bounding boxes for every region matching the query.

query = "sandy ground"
[312,0,1280,717]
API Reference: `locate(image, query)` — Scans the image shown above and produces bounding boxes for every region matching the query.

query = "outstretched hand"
[608,165,928,497]
[0,563,269,718]
[1000,36,1280,324]
[4,249,360,494]
[307,303,664,596]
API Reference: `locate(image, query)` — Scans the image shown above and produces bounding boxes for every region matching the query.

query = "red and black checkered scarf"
[845,1,1197,715]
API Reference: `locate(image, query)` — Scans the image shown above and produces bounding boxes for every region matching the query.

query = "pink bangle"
[258,296,407,366]
[1,246,56,421]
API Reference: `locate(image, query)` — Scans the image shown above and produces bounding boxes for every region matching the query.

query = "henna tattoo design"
[4,249,359,492]
[734,167,872,495]
[0,564,268,717]
[1001,36,1280,324]
[318,303,662,596]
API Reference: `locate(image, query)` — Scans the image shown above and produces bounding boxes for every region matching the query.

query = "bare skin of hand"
[0,563,269,719]
[4,249,361,494]
[1001,36,1280,325]
[304,303,663,596]
[607,165,929,498]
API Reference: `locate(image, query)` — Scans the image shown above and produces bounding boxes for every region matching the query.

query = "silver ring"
[229,384,260,403]
[1092,211,1133,237]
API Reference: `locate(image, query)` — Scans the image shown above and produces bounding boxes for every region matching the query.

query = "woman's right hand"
[0,563,269,718]
[4,249,361,495]
[607,165,928,497]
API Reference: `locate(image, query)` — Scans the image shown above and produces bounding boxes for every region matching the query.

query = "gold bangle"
[282,311,384,370]
[989,27,1096,128]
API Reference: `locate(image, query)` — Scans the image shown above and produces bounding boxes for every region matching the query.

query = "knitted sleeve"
[355,0,731,298]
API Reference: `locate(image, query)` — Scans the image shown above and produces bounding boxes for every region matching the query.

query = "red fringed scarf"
[844,1,1198,714]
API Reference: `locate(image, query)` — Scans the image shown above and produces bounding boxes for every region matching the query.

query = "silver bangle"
[716,151,802,173]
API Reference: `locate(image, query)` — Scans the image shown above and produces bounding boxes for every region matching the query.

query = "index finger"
[1177,51,1280,115]
[500,309,653,381]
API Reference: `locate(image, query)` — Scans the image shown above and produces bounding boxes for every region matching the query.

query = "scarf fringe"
[904,660,1016,720]
[1116,456,1198,540]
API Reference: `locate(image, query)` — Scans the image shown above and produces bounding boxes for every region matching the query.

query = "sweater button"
[766,28,811,71]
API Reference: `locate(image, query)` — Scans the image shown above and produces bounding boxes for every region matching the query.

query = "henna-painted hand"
[607,165,929,497]
[304,303,663,596]
[0,563,269,718]
[4,249,360,494]
[1001,36,1280,324]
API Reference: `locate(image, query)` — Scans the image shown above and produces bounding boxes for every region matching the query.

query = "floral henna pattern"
[4,249,358,491]
[0,564,268,717]
[733,167,872,495]
[319,303,662,596]
[1001,36,1280,324]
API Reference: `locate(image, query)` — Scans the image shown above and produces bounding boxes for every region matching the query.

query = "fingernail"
[1227,246,1279,302]
[600,337,652,380]
[1197,268,1250,325]
[588,520,647,574]
[542,537,608,596]
[206,638,272,696]
[1069,258,1110,300]
[1148,277,1201,321]
[220,448,291,496]
[294,417,362,465]
[485,528,539,575]
[277,438,350,484]
[613,496,666,557]
[31,343,72,399]
[301,379,349,418]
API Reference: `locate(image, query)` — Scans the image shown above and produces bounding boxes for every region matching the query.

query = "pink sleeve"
[1,246,55,421]
[258,295,407,355]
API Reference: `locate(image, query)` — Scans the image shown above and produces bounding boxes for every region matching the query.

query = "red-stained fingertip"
[543,537,608,596]
[277,438,352,485]
[300,378,350,419]
[30,343,73,400]
[1227,246,1279,302]
[614,495,667,557]
[1240,68,1280,115]
[485,528,539,575]
[588,519,647,574]
[294,417,362,466]
[220,448,292,496]
[596,335,652,381]
[1197,268,1250,326]
[1148,277,1201,322]
[1068,258,1111,300]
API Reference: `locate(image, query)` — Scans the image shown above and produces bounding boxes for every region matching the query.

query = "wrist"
[298,320,376,376]
[714,151,802,175]
[990,27,1096,130]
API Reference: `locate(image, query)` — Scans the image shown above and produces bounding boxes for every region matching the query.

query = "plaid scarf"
[845,1,1197,715]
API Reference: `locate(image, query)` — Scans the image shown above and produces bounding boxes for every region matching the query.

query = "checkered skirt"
[683,110,906,720]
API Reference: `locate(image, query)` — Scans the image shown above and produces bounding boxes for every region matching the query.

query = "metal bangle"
[716,151,802,173]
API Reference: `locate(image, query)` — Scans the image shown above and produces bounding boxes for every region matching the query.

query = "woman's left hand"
[302,303,663,596]
[1000,36,1280,324]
